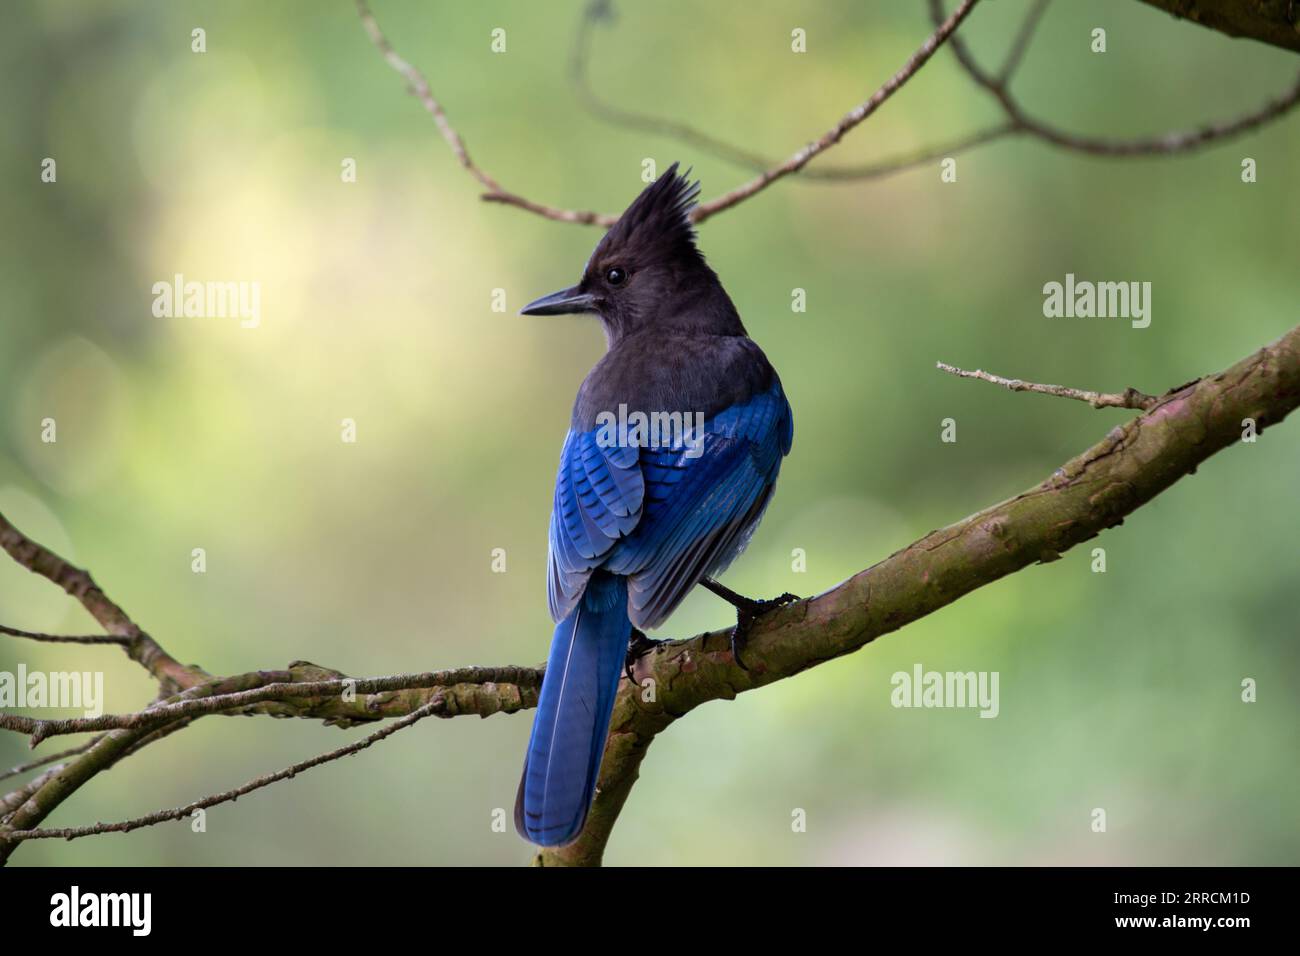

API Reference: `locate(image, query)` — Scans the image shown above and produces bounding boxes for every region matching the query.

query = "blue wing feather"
[547,382,792,628]
[527,380,792,846]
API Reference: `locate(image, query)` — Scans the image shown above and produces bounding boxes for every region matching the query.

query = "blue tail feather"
[515,573,630,846]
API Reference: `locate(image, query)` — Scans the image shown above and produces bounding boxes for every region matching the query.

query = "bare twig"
[930,0,1300,157]
[570,0,1012,183]
[0,698,448,843]
[569,0,774,174]
[0,623,129,646]
[779,123,1019,180]
[936,362,1159,410]
[0,512,206,692]
[0,670,291,862]
[691,0,982,223]
[574,0,1298,196]
[354,0,617,226]
[1,737,103,783]
[997,0,1051,86]
[356,0,1300,233]
[355,0,984,225]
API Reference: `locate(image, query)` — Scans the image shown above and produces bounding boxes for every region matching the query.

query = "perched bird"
[515,164,794,847]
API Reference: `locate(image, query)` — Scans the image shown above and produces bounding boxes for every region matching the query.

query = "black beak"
[520,285,597,316]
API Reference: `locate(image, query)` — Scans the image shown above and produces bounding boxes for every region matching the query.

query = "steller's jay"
[515,163,795,847]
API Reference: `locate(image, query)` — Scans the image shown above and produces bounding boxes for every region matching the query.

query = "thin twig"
[0,698,447,843]
[929,0,1300,157]
[936,362,1159,410]
[357,0,1300,232]
[691,0,983,224]
[0,623,129,646]
[1,737,103,783]
[354,0,617,226]
[570,0,1011,183]
[569,0,774,174]
[0,511,205,691]
[790,123,1019,180]
[355,0,983,225]
[996,0,1051,86]
[0,672,294,861]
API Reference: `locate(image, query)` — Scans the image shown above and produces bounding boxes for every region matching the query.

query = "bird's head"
[521,162,743,342]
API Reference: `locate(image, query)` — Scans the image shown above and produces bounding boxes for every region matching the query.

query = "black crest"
[597,162,702,267]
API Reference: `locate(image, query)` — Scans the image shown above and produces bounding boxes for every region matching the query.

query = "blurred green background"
[2,0,1297,866]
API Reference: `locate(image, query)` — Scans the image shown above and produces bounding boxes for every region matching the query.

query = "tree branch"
[930,0,1300,156]
[353,0,617,225]
[0,665,542,742]
[1,698,448,844]
[354,0,983,225]
[0,513,207,693]
[572,0,1298,193]
[935,362,1159,410]
[1136,0,1300,54]
[359,0,1299,232]
[0,623,130,646]
[996,0,1051,85]
[1,738,102,784]
[689,0,982,223]
[568,0,1014,183]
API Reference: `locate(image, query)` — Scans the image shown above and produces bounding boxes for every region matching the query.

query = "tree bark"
[1136,0,1300,53]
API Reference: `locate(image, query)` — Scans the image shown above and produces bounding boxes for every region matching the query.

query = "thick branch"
[535,321,1300,864]
[1136,0,1300,54]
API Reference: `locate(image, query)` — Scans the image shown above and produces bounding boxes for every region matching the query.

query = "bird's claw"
[733,591,800,618]
[624,629,663,683]
[728,591,801,671]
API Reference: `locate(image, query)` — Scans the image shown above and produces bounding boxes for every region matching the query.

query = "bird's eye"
[605,267,627,286]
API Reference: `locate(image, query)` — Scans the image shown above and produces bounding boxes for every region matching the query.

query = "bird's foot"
[624,629,664,683]
[701,579,800,671]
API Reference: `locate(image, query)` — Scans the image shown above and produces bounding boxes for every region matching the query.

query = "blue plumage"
[515,573,630,845]
[516,164,793,847]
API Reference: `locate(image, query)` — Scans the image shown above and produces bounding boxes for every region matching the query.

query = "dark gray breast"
[572,330,778,430]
